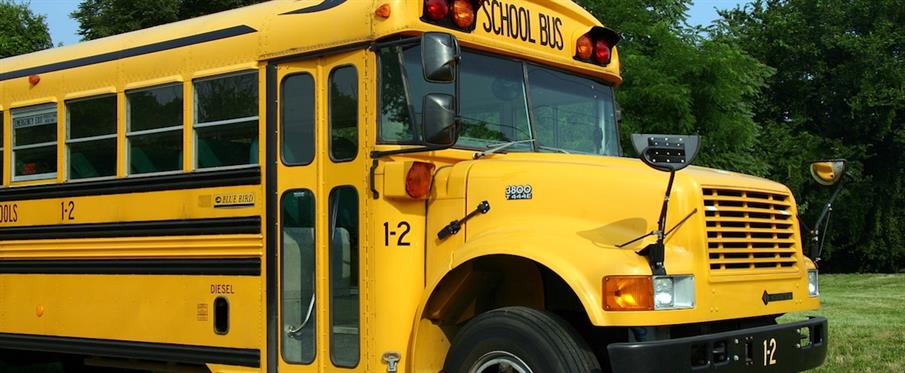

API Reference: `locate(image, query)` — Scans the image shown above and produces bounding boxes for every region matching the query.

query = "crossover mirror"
[810,160,847,186]
[422,93,458,147]
[421,32,460,83]
[631,134,701,172]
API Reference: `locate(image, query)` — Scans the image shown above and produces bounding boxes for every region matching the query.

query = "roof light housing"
[574,26,622,67]
[422,0,483,32]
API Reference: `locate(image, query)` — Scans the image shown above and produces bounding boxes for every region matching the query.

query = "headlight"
[653,275,695,310]
[808,270,819,297]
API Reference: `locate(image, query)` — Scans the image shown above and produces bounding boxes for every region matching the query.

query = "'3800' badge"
[506,185,533,200]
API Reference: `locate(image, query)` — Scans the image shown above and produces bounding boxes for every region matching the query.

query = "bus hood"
[436,153,818,325]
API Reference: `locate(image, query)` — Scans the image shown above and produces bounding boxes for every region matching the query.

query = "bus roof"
[1,0,620,87]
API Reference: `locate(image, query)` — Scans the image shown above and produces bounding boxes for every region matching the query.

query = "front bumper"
[608,317,827,373]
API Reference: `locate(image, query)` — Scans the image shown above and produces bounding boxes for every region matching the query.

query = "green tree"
[723,0,905,272]
[577,0,773,175]
[71,0,268,41]
[0,0,52,58]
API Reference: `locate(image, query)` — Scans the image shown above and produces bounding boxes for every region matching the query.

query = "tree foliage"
[577,0,773,175]
[71,0,268,41]
[0,0,52,58]
[722,0,905,272]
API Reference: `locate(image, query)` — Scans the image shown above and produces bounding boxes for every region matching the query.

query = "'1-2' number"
[61,200,75,221]
[763,338,777,366]
[383,221,411,247]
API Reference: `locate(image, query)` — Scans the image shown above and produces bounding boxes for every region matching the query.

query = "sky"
[20,0,747,47]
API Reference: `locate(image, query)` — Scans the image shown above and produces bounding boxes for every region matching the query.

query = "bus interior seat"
[70,152,98,179]
[130,147,156,174]
[249,138,259,164]
[196,139,221,168]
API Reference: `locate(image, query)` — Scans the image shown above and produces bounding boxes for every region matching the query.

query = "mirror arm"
[810,175,846,261]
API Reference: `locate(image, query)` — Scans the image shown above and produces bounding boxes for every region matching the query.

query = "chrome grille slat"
[703,187,800,274]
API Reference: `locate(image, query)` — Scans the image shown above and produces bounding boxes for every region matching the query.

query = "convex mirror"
[631,134,701,172]
[810,160,847,186]
[422,94,458,147]
[421,32,460,82]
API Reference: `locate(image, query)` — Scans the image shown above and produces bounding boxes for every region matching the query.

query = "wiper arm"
[538,145,571,154]
[473,139,536,159]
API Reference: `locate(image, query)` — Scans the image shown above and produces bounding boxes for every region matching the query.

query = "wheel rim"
[469,351,533,373]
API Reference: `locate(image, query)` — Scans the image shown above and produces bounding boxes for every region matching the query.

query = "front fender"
[449,223,652,326]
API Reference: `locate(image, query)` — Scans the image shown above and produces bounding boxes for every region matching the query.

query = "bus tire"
[443,306,602,373]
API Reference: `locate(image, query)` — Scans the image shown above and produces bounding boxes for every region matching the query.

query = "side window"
[194,71,259,169]
[11,104,57,181]
[281,74,315,165]
[67,95,117,180]
[329,66,358,162]
[1,111,4,183]
[281,189,316,364]
[329,186,359,367]
[127,84,184,174]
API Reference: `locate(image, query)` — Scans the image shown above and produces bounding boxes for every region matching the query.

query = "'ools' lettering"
[0,204,17,223]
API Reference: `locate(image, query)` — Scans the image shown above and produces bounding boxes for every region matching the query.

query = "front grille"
[703,187,799,275]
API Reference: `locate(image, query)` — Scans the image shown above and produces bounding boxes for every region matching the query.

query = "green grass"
[781,274,905,372]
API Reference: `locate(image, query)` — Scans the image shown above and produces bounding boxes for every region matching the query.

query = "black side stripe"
[0,25,258,82]
[0,216,260,240]
[281,0,346,14]
[0,167,260,202]
[0,258,260,276]
[0,333,259,367]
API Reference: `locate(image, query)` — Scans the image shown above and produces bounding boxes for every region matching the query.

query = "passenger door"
[319,52,368,372]
[276,50,368,372]
[276,60,320,373]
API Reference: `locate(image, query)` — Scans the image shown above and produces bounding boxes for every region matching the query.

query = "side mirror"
[422,93,458,147]
[810,160,847,186]
[421,32,460,83]
[631,134,701,172]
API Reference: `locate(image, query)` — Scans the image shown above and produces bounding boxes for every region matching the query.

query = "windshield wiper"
[473,139,536,159]
[538,145,571,154]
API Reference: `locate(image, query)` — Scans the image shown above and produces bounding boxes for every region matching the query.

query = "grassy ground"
[781,274,905,372]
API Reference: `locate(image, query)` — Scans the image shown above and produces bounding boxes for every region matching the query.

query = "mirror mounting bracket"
[624,134,701,276]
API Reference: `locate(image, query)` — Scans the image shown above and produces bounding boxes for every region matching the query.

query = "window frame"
[327,65,359,163]
[65,94,118,181]
[126,82,185,176]
[11,103,58,182]
[328,185,361,368]
[192,70,260,171]
[280,189,317,365]
[280,72,316,167]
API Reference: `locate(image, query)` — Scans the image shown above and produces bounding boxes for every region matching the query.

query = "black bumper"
[607,317,827,373]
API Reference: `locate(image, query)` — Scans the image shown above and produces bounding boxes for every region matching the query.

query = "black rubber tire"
[443,306,602,373]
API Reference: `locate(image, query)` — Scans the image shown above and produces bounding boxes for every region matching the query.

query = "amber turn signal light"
[604,276,654,311]
[406,162,436,199]
[576,35,593,60]
[451,0,475,29]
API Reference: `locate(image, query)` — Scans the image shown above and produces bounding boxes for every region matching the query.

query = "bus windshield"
[379,44,620,156]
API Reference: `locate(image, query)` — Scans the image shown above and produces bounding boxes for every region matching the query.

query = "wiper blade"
[473,139,535,159]
[538,145,571,154]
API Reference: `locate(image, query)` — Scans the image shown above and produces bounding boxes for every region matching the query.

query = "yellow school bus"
[0,0,828,372]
